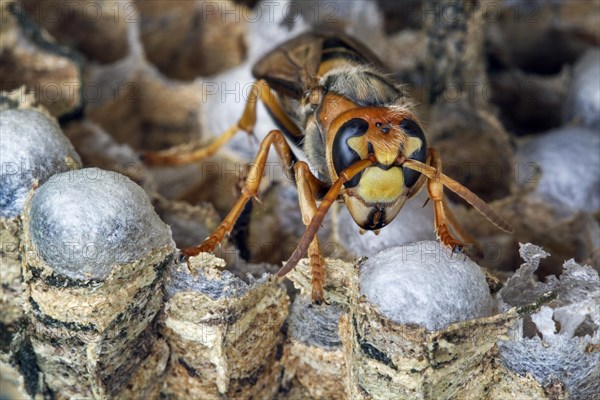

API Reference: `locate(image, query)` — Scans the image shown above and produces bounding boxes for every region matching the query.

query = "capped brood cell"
[0,108,81,346]
[21,168,174,398]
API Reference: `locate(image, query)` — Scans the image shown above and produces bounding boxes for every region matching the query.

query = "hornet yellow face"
[330,108,427,230]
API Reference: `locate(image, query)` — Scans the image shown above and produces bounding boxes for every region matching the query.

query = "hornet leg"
[427,148,464,252]
[183,130,294,257]
[294,161,329,304]
[141,80,269,166]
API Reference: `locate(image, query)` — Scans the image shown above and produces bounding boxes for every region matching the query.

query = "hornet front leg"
[426,148,463,252]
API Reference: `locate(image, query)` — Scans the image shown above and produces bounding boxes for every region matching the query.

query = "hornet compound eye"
[400,119,427,188]
[332,118,369,188]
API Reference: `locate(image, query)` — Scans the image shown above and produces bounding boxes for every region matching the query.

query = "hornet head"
[328,107,427,231]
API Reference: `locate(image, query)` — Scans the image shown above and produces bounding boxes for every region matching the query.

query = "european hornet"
[142,31,513,303]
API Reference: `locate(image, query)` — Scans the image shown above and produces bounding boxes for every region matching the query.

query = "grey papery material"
[360,241,494,331]
[29,168,173,280]
[1,109,81,218]
[499,243,600,399]
[288,296,344,349]
[516,127,600,214]
[564,49,600,131]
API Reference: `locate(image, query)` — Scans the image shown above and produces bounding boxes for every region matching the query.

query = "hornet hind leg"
[141,80,268,166]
